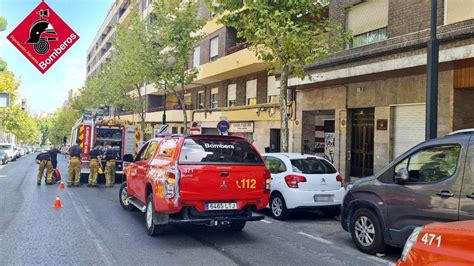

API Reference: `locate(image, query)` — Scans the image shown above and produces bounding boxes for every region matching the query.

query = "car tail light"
[285,175,306,188]
[165,172,176,198]
[264,169,271,194]
[336,175,344,187]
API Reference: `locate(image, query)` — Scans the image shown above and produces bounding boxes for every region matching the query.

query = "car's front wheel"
[145,194,166,236]
[350,208,385,254]
[270,193,290,220]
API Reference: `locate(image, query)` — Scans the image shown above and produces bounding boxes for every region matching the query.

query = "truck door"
[128,142,149,201]
[459,136,474,220]
[385,137,467,244]
[134,141,159,203]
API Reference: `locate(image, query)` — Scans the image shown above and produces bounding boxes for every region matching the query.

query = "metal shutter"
[393,104,426,158]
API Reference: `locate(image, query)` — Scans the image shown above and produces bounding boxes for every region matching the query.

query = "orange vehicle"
[397,220,474,265]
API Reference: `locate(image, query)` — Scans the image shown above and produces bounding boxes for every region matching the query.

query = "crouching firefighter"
[68,139,83,187]
[36,151,53,185]
[88,145,102,187]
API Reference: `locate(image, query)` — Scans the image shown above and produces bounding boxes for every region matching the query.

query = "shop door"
[269,129,281,152]
[351,108,374,177]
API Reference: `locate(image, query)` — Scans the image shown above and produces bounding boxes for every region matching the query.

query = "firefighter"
[103,144,116,187]
[49,145,60,170]
[36,151,53,185]
[88,145,102,187]
[68,139,83,187]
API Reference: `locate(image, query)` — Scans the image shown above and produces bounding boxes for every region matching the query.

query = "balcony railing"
[226,42,248,55]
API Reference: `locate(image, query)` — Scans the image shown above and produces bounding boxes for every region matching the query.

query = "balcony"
[226,42,248,56]
[191,48,266,87]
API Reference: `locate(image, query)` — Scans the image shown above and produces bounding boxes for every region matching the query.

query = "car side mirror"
[123,154,134,162]
[394,168,409,184]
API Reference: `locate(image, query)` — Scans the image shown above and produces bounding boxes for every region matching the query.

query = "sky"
[0,0,114,114]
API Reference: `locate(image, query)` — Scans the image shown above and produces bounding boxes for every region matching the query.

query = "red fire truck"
[70,110,138,183]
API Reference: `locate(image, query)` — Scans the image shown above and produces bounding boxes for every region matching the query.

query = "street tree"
[36,117,53,145]
[147,0,205,133]
[208,1,348,152]
[49,107,80,145]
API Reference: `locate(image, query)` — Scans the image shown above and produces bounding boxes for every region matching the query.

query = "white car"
[262,153,346,220]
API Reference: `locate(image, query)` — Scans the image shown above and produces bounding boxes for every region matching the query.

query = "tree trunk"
[135,85,146,141]
[279,65,290,152]
[180,82,188,134]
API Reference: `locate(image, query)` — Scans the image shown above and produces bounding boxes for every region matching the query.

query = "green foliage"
[0,16,6,32]
[36,118,53,145]
[49,107,80,145]
[0,105,40,144]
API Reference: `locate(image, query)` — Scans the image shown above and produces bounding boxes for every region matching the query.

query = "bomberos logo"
[7,1,79,74]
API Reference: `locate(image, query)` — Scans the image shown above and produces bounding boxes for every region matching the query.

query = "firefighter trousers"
[88,159,99,186]
[105,160,116,187]
[68,156,81,186]
[37,160,53,185]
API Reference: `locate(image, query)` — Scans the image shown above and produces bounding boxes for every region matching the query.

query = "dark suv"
[341,131,474,254]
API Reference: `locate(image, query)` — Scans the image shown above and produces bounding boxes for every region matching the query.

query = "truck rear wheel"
[119,182,134,211]
[145,194,166,236]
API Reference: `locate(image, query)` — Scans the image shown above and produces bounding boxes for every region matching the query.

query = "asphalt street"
[0,154,401,265]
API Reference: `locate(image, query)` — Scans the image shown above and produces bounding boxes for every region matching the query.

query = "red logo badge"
[6,1,79,74]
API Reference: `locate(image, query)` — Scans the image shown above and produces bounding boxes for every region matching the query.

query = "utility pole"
[426,0,439,140]
[162,81,167,125]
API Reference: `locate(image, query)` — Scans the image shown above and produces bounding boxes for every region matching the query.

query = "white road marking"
[260,219,272,224]
[297,231,334,245]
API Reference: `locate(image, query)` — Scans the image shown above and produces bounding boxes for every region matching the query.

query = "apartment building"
[288,0,474,179]
[86,0,132,79]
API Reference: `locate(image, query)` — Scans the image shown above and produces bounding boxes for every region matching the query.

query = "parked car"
[0,150,8,165]
[120,135,271,236]
[262,153,345,220]
[18,147,26,157]
[397,220,474,265]
[0,144,16,162]
[341,131,474,255]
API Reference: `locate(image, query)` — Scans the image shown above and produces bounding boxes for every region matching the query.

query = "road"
[0,154,401,265]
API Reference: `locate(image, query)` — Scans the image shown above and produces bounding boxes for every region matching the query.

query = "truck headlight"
[400,226,424,262]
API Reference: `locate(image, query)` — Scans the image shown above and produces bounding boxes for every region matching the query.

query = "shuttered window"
[227,84,236,107]
[267,76,280,103]
[211,88,218,109]
[246,79,257,105]
[210,37,219,60]
[193,46,200,67]
[445,0,474,24]
[347,0,389,36]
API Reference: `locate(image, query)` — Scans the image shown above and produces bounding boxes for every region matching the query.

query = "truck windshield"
[178,138,263,165]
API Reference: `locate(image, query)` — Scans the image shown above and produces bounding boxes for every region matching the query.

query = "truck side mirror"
[394,168,409,184]
[123,154,134,162]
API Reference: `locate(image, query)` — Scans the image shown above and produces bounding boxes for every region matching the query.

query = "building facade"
[289,0,474,179]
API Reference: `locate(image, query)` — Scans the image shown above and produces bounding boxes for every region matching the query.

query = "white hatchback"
[263,153,346,220]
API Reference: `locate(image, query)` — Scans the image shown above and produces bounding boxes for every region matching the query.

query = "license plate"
[314,194,334,202]
[206,202,238,211]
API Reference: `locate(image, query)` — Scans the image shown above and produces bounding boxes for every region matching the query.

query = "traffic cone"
[54,196,62,209]
[59,181,65,190]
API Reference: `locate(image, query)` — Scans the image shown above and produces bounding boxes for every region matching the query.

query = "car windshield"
[178,137,263,165]
[290,157,337,174]
[0,145,12,150]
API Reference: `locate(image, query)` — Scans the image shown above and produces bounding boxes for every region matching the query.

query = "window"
[135,142,150,161]
[349,28,388,48]
[246,79,257,105]
[211,88,218,109]
[227,84,236,107]
[178,137,263,164]
[267,76,279,103]
[209,36,219,60]
[193,46,200,67]
[347,0,388,48]
[394,145,461,183]
[172,127,178,134]
[143,141,159,160]
[184,93,191,106]
[265,156,287,174]
[156,139,178,158]
[290,157,337,174]
[197,91,204,109]
[445,0,474,24]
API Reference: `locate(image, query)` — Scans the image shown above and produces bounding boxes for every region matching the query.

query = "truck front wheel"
[145,194,166,236]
